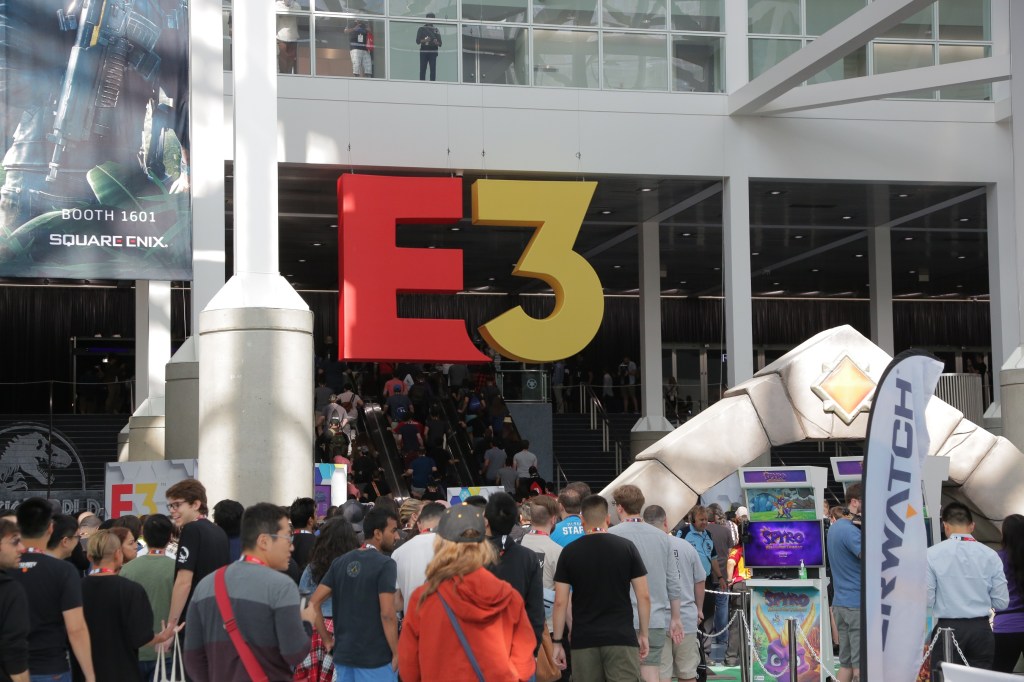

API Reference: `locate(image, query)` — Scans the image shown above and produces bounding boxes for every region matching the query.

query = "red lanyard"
[362,543,378,551]
[954,534,977,542]
[24,547,41,554]
[587,528,606,534]
[622,518,644,523]
[530,530,549,536]
[242,555,268,566]
[90,567,116,575]
[148,549,166,556]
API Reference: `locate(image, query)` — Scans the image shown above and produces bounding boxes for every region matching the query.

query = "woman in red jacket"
[398,504,536,682]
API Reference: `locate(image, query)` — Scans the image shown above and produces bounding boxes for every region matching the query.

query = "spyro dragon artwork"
[755,602,819,680]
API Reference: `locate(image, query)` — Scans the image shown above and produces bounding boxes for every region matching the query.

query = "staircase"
[552,413,637,492]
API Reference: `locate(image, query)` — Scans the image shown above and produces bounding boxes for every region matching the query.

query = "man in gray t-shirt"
[610,485,682,682]
[481,441,506,484]
[646,505,706,682]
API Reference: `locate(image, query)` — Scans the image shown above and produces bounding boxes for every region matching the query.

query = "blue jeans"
[30,673,72,682]
[335,662,398,682]
[139,656,174,680]
[711,590,730,662]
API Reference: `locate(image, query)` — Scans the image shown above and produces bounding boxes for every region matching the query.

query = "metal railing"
[360,402,409,498]
[582,384,627,477]
[433,396,479,487]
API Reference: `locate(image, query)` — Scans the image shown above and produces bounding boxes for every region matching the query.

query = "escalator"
[433,397,480,488]
[360,402,410,498]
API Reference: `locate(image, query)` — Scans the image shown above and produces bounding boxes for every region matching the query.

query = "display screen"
[744,520,825,568]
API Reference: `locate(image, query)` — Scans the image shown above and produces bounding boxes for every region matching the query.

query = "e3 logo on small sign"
[338,175,604,364]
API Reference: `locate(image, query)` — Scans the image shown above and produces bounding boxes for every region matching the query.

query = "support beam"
[729,0,936,115]
[868,189,894,355]
[633,217,674,433]
[128,281,171,461]
[724,176,753,388]
[758,56,1010,116]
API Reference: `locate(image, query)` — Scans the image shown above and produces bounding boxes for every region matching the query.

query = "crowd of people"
[2,475,1024,682]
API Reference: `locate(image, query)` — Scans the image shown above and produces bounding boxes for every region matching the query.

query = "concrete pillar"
[127,281,171,461]
[196,0,313,507]
[631,217,675,456]
[723,0,749,93]
[163,0,227,461]
[723,175,754,389]
[868,187,895,355]
[994,0,1024,445]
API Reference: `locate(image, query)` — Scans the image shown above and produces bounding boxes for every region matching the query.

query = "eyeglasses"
[265,534,294,544]
[166,501,187,512]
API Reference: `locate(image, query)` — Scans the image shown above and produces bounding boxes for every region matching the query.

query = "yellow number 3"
[472,180,604,363]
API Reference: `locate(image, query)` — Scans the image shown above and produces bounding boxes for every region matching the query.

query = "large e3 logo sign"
[338,175,604,364]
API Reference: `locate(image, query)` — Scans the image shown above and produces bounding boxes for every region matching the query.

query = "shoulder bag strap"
[214,567,270,682]
[438,593,485,682]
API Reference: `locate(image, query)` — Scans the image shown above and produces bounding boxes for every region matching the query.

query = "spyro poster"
[746,487,818,521]
[750,586,822,682]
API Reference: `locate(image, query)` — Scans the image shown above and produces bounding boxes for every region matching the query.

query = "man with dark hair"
[46,515,80,560]
[184,503,312,681]
[703,503,733,664]
[415,14,442,81]
[166,479,231,630]
[610,486,683,682]
[484,492,545,648]
[212,499,244,562]
[393,502,445,614]
[11,498,95,682]
[553,487,584,547]
[121,514,176,680]
[0,518,29,682]
[553,494,651,680]
[290,497,318,571]
[827,482,863,682]
[928,502,1008,672]
[309,506,401,681]
[513,440,538,500]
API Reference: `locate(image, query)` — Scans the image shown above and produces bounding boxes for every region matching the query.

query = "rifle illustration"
[48,0,166,181]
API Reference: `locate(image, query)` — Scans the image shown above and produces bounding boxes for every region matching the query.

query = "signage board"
[105,459,198,518]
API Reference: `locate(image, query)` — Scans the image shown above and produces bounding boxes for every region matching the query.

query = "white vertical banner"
[862,351,944,682]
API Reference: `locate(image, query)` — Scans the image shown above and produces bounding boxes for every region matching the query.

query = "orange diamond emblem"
[811,355,876,425]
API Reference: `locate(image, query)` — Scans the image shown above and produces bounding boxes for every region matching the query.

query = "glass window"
[748,37,800,78]
[277,12,312,75]
[672,34,722,92]
[314,17,386,78]
[391,0,458,20]
[603,0,667,30]
[390,20,460,81]
[533,0,598,27]
[938,0,990,41]
[671,0,722,32]
[462,25,528,84]
[315,0,382,12]
[882,6,933,40]
[807,45,865,84]
[603,32,668,90]
[279,0,311,9]
[872,42,934,74]
[806,0,864,36]
[223,7,232,71]
[748,0,800,35]
[463,0,528,22]
[532,29,599,87]
[939,44,991,100]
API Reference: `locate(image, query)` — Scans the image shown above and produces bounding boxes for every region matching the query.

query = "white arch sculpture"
[600,326,1024,537]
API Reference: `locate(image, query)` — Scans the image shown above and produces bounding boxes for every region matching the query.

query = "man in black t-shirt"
[165,479,231,629]
[0,518,29,682]
[10,498,96,682]
[290,497,317,571]
[415,15,442,81]
[552,494,650,682]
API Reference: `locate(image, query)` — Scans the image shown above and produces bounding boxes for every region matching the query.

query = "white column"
[868,187,894,355]
[165,0,226,458]
[724,0,750,93]
[197,0,313,507]
[127,281,171,461]
[992,0,1024,443]
[723,175,754,389]
[632,218,674,439]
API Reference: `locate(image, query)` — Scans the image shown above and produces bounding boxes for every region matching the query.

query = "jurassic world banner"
[0,0,192,281]
[0,415,124,515]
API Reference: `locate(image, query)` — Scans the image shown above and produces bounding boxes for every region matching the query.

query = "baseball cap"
[436,504,486,543]
[735,506,749,518]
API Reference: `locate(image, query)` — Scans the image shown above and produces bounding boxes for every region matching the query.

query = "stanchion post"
[941,628,954,679]
[786,618,798,682]
[741,590,751,682]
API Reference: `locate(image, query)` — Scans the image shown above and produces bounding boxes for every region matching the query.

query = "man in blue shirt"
[928,502,1008,673]
[685,506,727,655]
[405,451,437,499]
[826,483,862,682]
[552,486,587,548]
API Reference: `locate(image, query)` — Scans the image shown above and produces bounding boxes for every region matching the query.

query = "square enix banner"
[0,0,191,280]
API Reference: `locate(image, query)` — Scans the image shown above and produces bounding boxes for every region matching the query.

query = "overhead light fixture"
[751,252,759,256]
[600,210,612,215]
[682,232,692,237]
[679,280,687,285]
[428,245,437,249]
[957,255,966,259]
[959,218,969,222]
[909,270,916,274]
[769,190,783,196]
[613,265,622,269]
[904,236,914,241]
[488,277,495,281]
[794,235,804,239]
[713,267,721,271]
[773,281,780,286]
[639,187,653,192]
[811,268,820,273]
[330,223,338,228]
[298,259,306,263]
[842,216,852,220]
[957,284,964,288]
[451,227,461,231]
[855,253,864,258]
[898,193,909,198]
[312,242,323,247]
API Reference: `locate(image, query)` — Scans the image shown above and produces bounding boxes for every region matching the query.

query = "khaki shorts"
[661,631,700,680]
[350,49,372,75]
[572,645,641,682]
[641,628,667,667]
